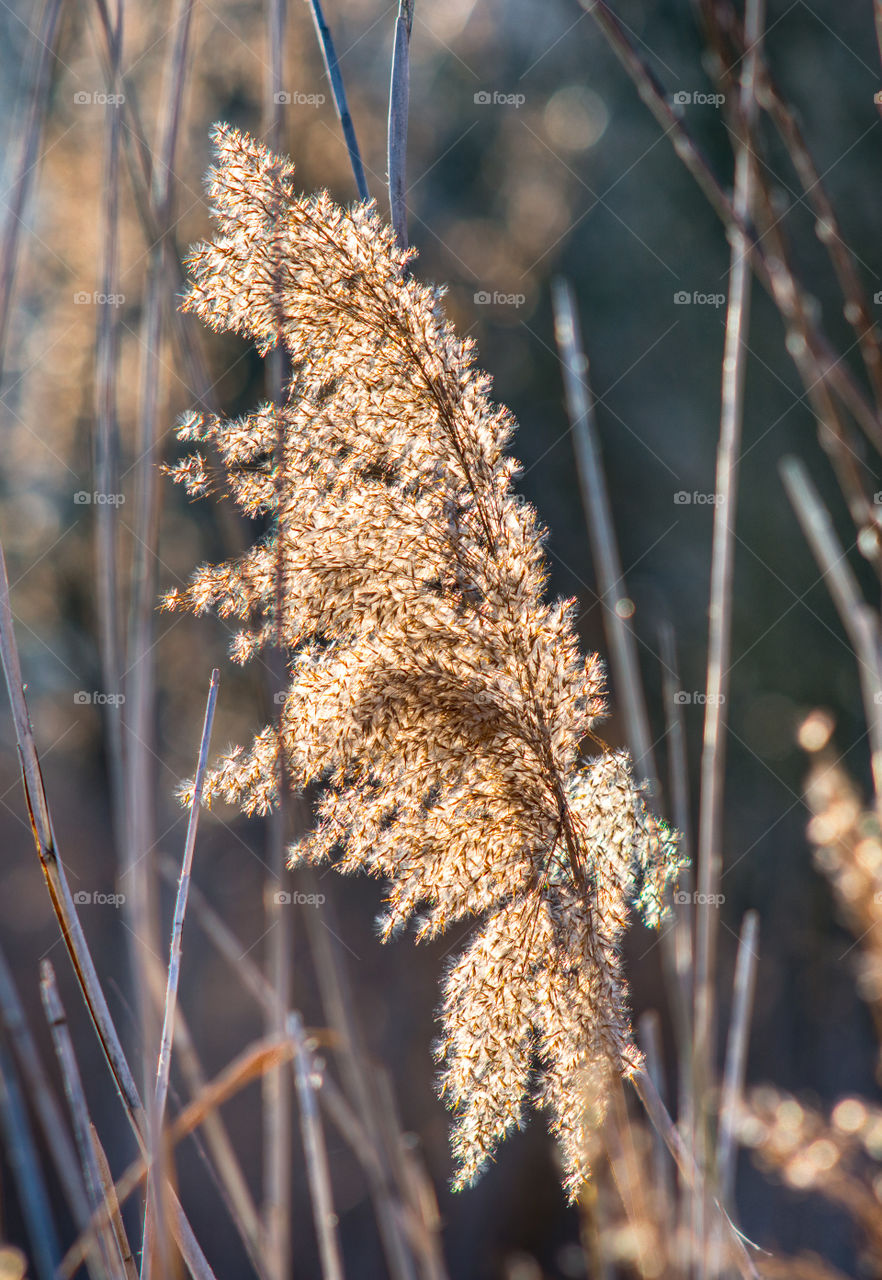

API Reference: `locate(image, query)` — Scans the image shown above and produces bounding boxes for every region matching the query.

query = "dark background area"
[0,0,880,1274]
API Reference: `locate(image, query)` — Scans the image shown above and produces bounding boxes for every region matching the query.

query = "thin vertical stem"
[780,457,882,808]
[630,1068,760,1280]
[637,1010,673,1211]
[387,0,414,248]
[0,540,217,1280]
[716,911,759,1209]
[0,538,142,1122]
[164,1005,269,1278]
[94,0,126,863]
[0,1043,61,1280]
[266,0,286,154]
[127,5,196,1273]
[552,277,658,796]
[289,1013,344,1280]
[92,1126,139,1280]
[264,19,293,1264]
[0,942,91,1232]
[693,0,764,1258]
[154,669,219,1126]
[304,0,369,200]
[0,0,64,387]
[41,961,126,1280]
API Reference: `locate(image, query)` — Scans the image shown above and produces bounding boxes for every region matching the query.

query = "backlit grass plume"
[164,123,681,1198]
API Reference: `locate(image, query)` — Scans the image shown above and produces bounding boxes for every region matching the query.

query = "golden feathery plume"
[164,123,682,1198]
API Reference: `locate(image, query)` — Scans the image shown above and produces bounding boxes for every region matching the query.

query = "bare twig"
[717,911,759,1209]
[289,1013,345,1280]
[93,0,126,863]
[551,277,658,796]
[630,1067,761,1279]
[585,0,877,508]
[387,0,414,248]
[0,1041,61,1280]
[0,942,91,1232]
[126,7,197,1273]
[693,0,764,1255]
[780,457,882,806]
[92,1126,139,1280]
[41,960,126,1280]
[305,0,370,200]
[154,669,220,1126]
[0,0,64,388]
[0,539,216,1277]
[0,538,143,1122]
[163,1004,269,1279]
[658,623,693,873]
[62,1036,295,1278]
[302,885,418,1280]
[637,1010,672,1210]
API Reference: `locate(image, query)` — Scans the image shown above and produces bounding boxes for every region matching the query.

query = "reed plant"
[0,1,880,1277]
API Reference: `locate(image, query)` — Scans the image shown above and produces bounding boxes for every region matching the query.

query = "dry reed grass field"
[0,0,881,1276]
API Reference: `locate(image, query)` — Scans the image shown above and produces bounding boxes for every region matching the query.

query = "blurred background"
[0,0,880,1274]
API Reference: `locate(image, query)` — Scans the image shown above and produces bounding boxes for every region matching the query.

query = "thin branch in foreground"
[301,883,421,1280]
[0,0,64,388]
[0,941,91,1233]
[0,539,216,1276]
[780,456,882,808]
[717,910,759,1210]
[128,9,198,1273]
[305,0,370,199]
[0,1042,61,1280]
[92,1126,139,1280]
[0,537,142,1123]
[693,0,764,1255]
[629,1067,761,1280]
[154,668,220,1127]
[162,1002,269,1279]
[158,856,446,1272]
[62,1036,295,1279]
[93,0,126,864]
[289,1013,345,1280]
[551,276,658,797]
[585,0,877,508]
[387,0,414,248]
[40,960,126,1280]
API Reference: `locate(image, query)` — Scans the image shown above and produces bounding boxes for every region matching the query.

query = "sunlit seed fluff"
[165,122,684,1200]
